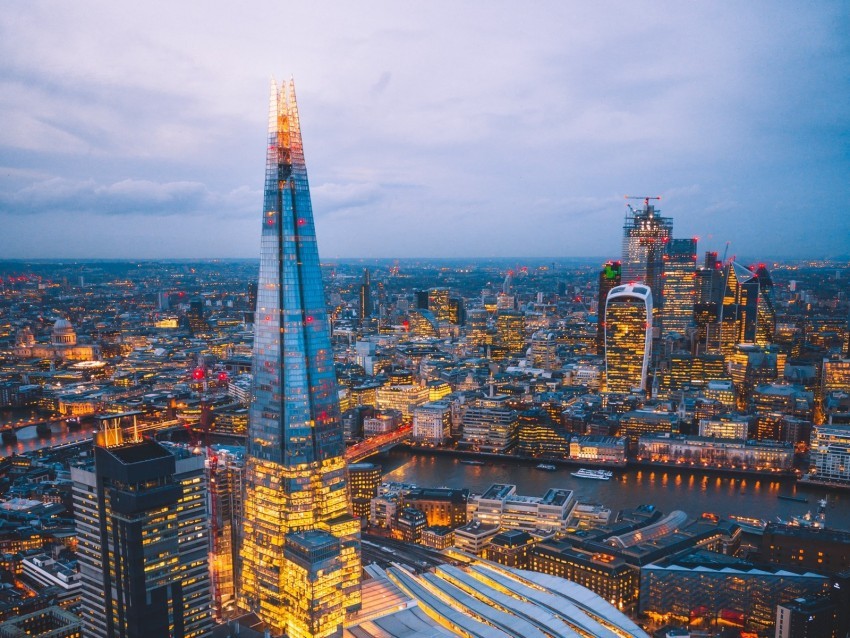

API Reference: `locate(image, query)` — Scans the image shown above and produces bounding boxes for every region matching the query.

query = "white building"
[699,415,750,439]
[412,401,451,445]
[468,483,576,536]
[22,554,81,606]
[808,425,850,485]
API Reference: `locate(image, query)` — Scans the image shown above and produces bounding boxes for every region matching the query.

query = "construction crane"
[624,195,661,215]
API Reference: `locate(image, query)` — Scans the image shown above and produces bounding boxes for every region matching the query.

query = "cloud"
[0,2,847,258]
[0,177,257,218]
[311,182,384,215]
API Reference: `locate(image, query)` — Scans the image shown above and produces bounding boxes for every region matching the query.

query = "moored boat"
[728,515,768,535]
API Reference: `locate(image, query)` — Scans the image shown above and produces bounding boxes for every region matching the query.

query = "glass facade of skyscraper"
[604,284,653,393]
[239,79,361,638]
[596,260,621,355]
[621,199,672,303]
[660,238,697,338]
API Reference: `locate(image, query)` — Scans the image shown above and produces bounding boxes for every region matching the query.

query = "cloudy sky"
[1,2,847,260]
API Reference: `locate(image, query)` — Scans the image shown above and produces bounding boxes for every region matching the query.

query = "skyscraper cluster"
[603,197,776,396]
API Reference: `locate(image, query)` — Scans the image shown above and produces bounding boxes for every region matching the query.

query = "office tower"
[621,198,672,302]
[604,283,653,392]
[596,260,621,355]
[358,268,372,323]
[187,298,209,336]
[695,251,722,303]
[347,462,381,521]
[208,449,243,621]
[448,296,465,325]
[466,308,491,347]
[496,311,525,355]
[414,290,429,310]
[407,308,440,337]
[660,239,697,338]
[427,288,451,322]
[720,262,760,346]
[776,596,839,638]
[530,330,558,369]
[753,263,776,346]
[72,428,212,638]
[158,290,170,310]
[245,281,258,325]
[239,79,361,638]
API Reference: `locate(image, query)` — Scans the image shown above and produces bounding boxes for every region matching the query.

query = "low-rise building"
[460,407,518,453]
[640,552,830,634]
[569,435,627,465]
[453,521,500,555]
[482,530,535,569]
[637,433,794,470]
[420,526,454,550]
[412,401,451,445]
[530,540,638,611]
[468,484,576,536]
[396,508,427,543]
[0,605,81,638]
[401,488,468,528]
[698,413,750,439]
[21,555,80,607]
[807,424,850,486]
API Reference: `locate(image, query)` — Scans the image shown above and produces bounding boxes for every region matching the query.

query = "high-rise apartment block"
[604,284,653,393]
[72,432,212,638]
[239,79,361,638]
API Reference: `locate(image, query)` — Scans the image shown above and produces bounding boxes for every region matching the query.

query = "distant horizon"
[1,254,849,265]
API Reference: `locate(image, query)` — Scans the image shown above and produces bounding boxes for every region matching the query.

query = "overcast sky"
[0,2,847,260]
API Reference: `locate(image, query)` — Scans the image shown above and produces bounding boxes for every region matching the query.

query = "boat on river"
[460,459,485,466]
[777,494,808,503]
[535,463,557,471]
[571,468,613,480]
[728,515,768,535]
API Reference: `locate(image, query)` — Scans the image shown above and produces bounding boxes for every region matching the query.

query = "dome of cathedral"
[53,318,74,335]
[52,318,77,346]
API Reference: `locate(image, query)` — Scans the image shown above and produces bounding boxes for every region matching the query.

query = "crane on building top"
[624,195,662,215]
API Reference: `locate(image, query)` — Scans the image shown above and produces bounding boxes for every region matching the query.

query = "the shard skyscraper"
[239,79,361,638]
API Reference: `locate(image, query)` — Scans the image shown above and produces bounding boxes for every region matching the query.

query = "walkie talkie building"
[239,79,361,638]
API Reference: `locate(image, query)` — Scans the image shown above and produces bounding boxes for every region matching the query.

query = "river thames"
[374,449,850,530]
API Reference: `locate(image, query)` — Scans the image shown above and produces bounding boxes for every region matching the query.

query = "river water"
[374,449,850,531]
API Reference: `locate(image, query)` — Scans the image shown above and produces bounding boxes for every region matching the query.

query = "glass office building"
[604,284,653,393]
[239,79,361,638]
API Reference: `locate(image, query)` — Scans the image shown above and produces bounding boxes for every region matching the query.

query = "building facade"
[808,425,850,486]
[604,284,653,393]
[621,199,672,305]
[660,238,697,338]
[596,261,622,355]
[239,79,361,638]
[72,435,212,638]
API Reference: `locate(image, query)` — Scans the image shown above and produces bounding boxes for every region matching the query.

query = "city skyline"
[1,2,848,260]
